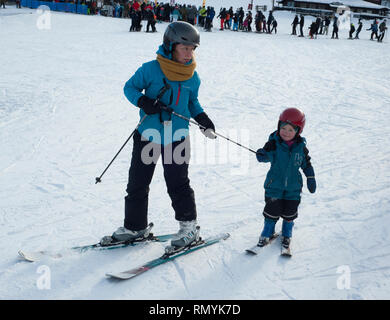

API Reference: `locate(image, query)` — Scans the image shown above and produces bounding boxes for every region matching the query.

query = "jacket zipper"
[175,83,181,106]
[285,151,292,187]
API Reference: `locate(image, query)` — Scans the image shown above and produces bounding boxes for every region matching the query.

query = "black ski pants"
[292,25,297,35]
[263,197,300,222]
[378,31,385,42]
[355,30,361,39]
[124,130,196,231]
[147,20,156,32]
[332,27,338,39]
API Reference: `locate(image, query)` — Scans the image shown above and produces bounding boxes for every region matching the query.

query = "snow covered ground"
[1,4,390,300]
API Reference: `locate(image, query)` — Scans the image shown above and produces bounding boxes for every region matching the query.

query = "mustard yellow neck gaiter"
[156,54,196,81]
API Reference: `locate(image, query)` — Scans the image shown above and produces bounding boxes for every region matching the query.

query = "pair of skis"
[18,223,231,281]
[245,233,292,257]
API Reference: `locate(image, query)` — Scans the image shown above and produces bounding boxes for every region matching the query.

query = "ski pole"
[95,83,171,184]
[95,114,147,184]
[161,106,257,154]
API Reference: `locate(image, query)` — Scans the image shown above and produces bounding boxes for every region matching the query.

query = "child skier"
[255,108,316,255]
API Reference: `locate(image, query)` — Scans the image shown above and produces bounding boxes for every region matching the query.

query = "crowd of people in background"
[121,2,282,34]
[2,0,387,42]
[301,13,387,42]
[114,0,388,41]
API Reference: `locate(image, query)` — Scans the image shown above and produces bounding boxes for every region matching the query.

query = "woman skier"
[113,22,216,248]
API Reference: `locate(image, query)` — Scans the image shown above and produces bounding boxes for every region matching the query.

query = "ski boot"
[281,236,292,256]
[257,217,277,247]
[165,220,200,254]
[171,220,199,247]
[100,223,153,246]
[281,236,291,249]
[281,220,294,256]
[258,236,271,247]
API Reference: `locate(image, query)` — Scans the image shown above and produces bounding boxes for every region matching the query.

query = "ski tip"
[18,250,27,259]
[281,252,292,258]
[213,233,230,241]
[245,249,257,255]
[106,273,123,280]
[106,273,127,280]
[18,250,38,262]
[106,272,136,280]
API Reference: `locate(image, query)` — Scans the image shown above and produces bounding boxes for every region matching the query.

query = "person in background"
[323,16,330,35]
[145,5,156,32]
[271,18,277,34]
[171,5,181,22]
[331,15,339,39]
[217,7,227,30]
[291,14,299,35]
[299,14,305,37]
[378,19,387,42]
[198,6,206,27]
[204,6,215,32]
[232,11,239,31]
[354,19,363,39]
[349,22,355,39]
[228,6,233,29]
[187,5,197,25]
[267,11,274,34]
[367,19,378,40]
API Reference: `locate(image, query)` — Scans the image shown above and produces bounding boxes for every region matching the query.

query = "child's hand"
[303,166,316,193]
[256,148,269,162]
[307,177,316,193]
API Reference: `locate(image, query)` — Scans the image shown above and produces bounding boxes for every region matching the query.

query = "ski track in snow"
[1,3,390,299]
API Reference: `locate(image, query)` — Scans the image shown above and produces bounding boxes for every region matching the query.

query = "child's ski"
[106,232,230,280]
[281,238,292,257]
[245,233,279,255]
[281,246,292,257]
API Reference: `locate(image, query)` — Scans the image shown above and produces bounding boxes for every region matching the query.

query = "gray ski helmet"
[163,21,200,53]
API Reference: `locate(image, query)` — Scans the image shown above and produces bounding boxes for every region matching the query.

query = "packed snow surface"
[1,4,390,299]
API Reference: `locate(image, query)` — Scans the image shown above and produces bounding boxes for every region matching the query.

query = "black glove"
[256,148,269,162]
[195,112,216,139]
[303,166,316,194]
[137,95,166,115]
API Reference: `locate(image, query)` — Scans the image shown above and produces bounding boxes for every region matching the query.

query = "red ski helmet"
[278,108,306,135]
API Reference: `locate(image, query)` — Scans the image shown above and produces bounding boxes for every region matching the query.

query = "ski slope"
[1,4,390,300]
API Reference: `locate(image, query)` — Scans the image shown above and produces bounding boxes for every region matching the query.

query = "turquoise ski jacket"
[123,45,204,146]
[260,131,312,200]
